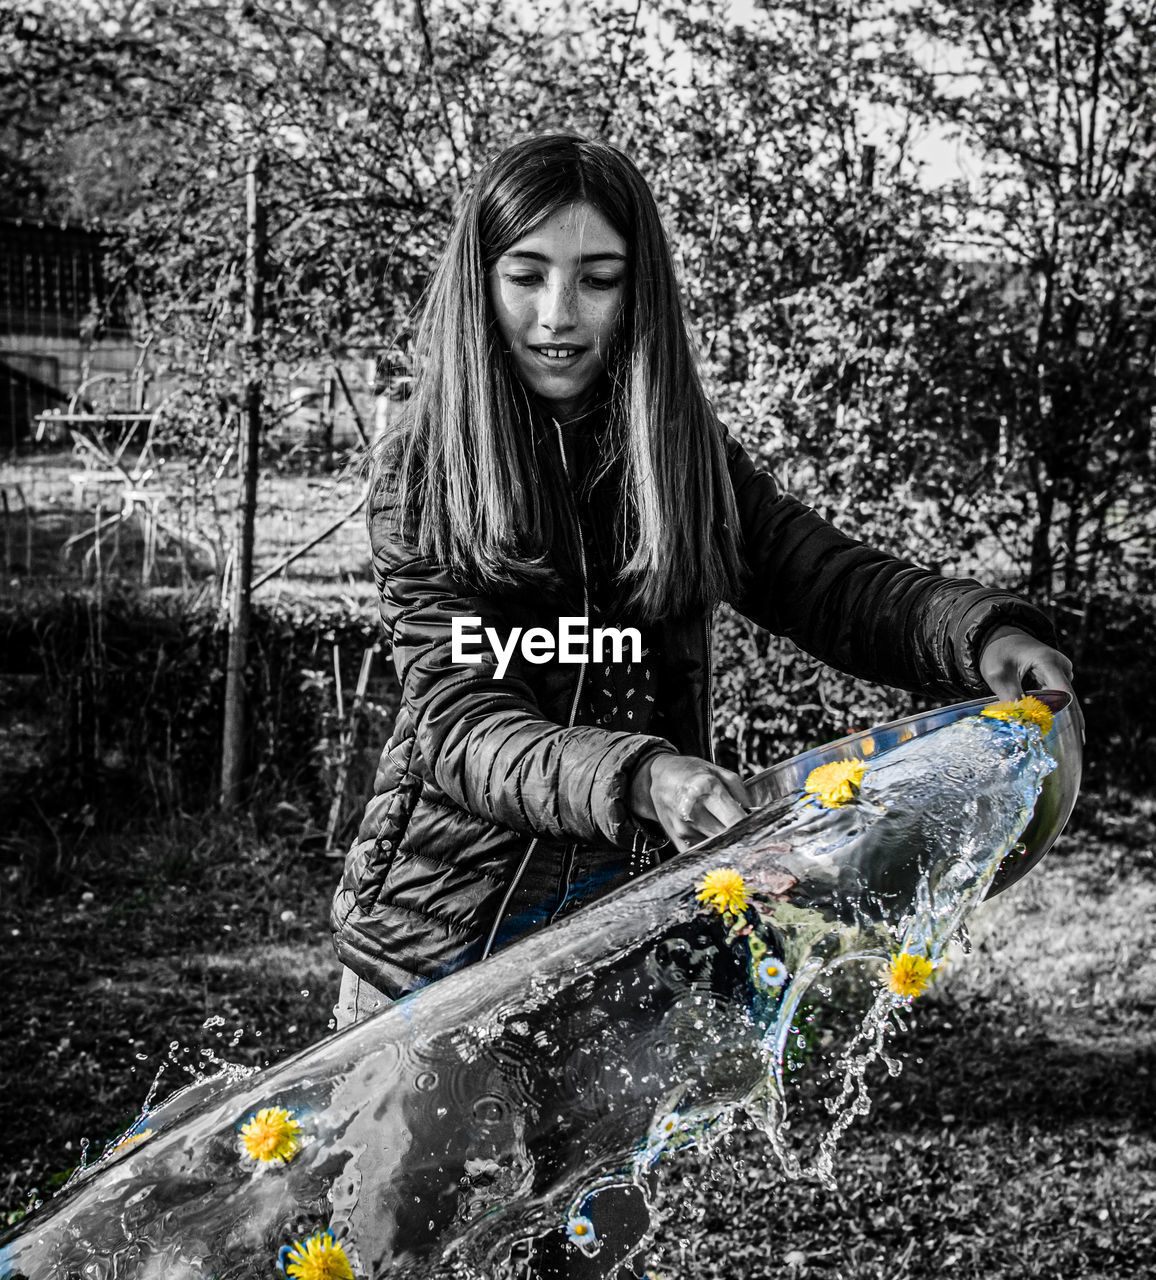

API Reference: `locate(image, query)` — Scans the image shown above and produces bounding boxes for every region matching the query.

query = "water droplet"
[473,1095,505,1123]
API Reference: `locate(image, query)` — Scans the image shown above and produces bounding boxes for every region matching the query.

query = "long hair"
[375,133,744,620]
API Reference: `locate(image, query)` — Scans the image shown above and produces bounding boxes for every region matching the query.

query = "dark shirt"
[556,413,666,739]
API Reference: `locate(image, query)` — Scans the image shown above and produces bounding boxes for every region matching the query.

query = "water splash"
[0,709,1058,1279]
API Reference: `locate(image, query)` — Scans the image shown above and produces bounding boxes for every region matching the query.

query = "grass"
[1,792,1153,1278]
[0,811,345,1222]
[0,449,375,607]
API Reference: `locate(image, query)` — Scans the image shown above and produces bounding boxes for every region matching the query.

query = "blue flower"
[649,1111,680,1144]
[755,956,788,990]
[565,1213,598,1253]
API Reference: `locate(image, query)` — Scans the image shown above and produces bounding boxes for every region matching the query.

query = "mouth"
[528,345,586,363]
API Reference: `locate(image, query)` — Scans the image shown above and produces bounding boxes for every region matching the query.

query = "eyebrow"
[502,250,627,264]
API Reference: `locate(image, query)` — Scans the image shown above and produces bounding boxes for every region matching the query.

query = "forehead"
[500,201,627,261]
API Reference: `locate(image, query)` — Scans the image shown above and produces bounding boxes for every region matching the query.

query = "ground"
[645,789,1156,1280]
[1,793,1153,1279]
[2,449,1154,1277]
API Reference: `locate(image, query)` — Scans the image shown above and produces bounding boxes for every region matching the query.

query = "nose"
[539,277,577,334]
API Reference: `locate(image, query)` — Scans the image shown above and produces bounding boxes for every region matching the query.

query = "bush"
[2,583,1149,896]
[0,591,398,888]
[711,597,1155,791]
[710,606,926,776]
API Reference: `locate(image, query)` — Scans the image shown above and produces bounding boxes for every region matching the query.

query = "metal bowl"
[745,689,1082,898]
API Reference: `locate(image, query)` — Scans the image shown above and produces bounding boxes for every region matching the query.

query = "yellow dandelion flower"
[887,952,936,999]
[803,758,869,808]
[240,1106,302,1163]
[982,696,1054,736]
[280,1229,354,1280]
[696,867,749,915]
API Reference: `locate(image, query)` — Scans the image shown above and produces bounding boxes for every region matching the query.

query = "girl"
[330,133,1076,1276]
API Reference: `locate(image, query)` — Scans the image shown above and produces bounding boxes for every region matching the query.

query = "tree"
[894,0,1156,616]
[5,0,1152,777]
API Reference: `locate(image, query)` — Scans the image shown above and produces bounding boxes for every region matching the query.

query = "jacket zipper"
[482,420,589,955]
[549,419,588,923]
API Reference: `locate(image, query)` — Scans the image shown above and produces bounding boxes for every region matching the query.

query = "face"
[488,201,628,420]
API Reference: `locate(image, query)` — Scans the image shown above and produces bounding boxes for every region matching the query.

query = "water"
[0,707,1058,1279]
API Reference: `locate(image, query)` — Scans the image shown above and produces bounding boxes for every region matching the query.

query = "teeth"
[539,348,578,359]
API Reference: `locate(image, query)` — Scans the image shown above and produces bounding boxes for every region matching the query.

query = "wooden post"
[325,646,374,851]
[322,369,336,467]
[19,483,31,575]
[220,150,266,809]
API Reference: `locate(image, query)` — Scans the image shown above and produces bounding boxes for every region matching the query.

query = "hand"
[629,752,754,853]
[979,625,1084,741]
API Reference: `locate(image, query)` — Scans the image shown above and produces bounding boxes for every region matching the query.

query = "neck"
[526,381,608,428]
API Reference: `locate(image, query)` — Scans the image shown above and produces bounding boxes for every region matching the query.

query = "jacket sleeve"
[725,434,1057,696]
[369,486,675,849]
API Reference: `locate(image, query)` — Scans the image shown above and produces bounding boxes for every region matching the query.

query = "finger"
[718,769,755,811]
[652,794,703,852]
[674,794,750,853]
[990,651,1084,746]
[987,668,1024,701]
[1022,655,1085,742]
[700,789,749,832]
[665,819,697,854]
[1025,654,1075,697]
[675,788,703,825]
[667,794,723,848]
[663,804,722,850]
[1028,669,1085,744]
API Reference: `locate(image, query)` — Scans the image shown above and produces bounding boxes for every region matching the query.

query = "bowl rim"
[743,688,1082,898]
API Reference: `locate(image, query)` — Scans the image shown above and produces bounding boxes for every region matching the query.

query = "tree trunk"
[220,150,265,809]
[1028,481,1055,602]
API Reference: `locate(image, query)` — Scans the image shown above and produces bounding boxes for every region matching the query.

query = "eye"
[505,272,542,288]
[584,276,623,292]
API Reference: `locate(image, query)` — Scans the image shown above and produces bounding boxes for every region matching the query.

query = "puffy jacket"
[331,428,1054,997]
